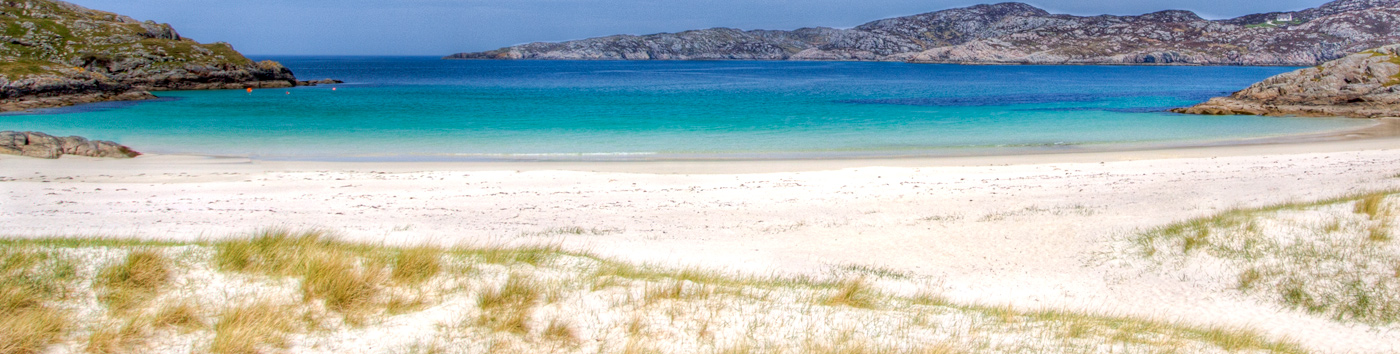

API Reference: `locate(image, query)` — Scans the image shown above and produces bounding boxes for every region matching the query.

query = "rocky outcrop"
[297,79,344,86]
[0,0,308,111]
[0,131,139,158]
[1173,45,1400,118]
[448,0,1400,66]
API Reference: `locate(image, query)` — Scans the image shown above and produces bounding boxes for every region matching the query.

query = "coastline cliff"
[0,0,301,111]
[1174,44,1400,118]
[448,0,1400,66]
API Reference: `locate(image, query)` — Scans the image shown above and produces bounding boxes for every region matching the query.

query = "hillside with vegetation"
[449,0,1400,66]
[0,0,299,111]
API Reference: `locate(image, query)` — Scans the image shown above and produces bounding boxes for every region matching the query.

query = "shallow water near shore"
[0,57,1371,161]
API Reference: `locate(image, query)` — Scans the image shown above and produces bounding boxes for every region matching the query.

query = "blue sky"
[66,0,1330,56]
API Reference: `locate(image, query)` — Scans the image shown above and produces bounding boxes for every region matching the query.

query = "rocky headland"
[1174,44,1400,118]
[0,0,317,111]
[449,0,1400,66]
[0,130,138,158]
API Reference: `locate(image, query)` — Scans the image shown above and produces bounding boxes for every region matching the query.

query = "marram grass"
[1129,189,1400,325]
[0,229,1308,354]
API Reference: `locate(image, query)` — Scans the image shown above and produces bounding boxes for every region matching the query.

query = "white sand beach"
[5,123,1400,353]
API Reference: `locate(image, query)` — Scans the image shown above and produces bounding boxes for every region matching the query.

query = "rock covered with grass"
[0,0,302,111]
[1174,44,1400,118]
[0,130,139,158]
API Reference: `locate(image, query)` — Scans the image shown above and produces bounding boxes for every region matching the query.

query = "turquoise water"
[0,57,1371,160]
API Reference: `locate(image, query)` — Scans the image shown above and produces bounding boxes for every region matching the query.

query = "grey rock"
[0,131,140,159]
[297,78,344,86]
[1174,44,1400,118]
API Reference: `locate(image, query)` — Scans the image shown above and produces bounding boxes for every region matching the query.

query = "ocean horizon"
[0,56,1371,161]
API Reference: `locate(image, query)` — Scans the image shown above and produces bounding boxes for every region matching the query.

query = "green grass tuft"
[211,300,303,354]
[475,273,543,334]
[1132,190,1400,325]
[94,249,171,313]
[822,277,879,309]
[391,246,443,285]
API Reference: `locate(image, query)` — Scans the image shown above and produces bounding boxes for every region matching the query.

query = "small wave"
[0,97,180,116]
[838,91,1226,107]
[1014,106,1180,113]
[446,152,659,157]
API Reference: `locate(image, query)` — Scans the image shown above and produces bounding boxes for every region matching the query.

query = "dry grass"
[1354,194,1389,220]
[0,230,1315,354]
[644,279,705,305]
[910,289,952,307]
[85,317,148,354]
[214,229,337,275]
[301,252,386,319]
[215,229,390,320]
[0,248,73,354]
[1130,190,1400,325]
[210,300,304,354]
[392,246,443,285]
[152,301,204,331]
[543,318,580,344]
[0,287,70,354]
[94,249,171,313]
[475,273,543,334]
[822,277,880,309]
[465,244,562,266]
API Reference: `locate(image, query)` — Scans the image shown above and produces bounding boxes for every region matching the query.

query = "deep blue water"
[0,57,1369,160]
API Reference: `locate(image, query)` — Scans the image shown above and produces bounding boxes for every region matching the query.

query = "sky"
[65,0,1332,56]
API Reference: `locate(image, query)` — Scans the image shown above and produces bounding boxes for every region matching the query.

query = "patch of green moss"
[29,19,72,41]
[5,22,26,37]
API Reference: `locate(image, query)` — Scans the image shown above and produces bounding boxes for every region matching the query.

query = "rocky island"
[449,0,1400,66]
[1174,44,1400,118]
[0,0,309,111]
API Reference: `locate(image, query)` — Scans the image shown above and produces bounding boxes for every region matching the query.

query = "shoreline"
[17,116,1395,175]
[445,56,1319,67]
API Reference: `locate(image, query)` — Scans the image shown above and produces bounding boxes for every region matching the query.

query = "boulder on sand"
[0,131,140,159]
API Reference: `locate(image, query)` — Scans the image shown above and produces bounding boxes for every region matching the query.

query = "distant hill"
[448,0,1400,66]
[0,0,300,111]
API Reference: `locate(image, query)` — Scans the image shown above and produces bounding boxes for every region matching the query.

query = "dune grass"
[0,247,74,354]
[1129,190,1400,325]
[94,249,171,313]
[474,273,543,334]
[214,229,391,320]
[821,277,880,309]
[0,230,1311,354]
[85,317,149,354]
[152,301,204,331]
[392,246,444,285]
[211,300,305,354]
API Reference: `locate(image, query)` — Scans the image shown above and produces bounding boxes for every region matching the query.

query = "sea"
[0,57,1371,161]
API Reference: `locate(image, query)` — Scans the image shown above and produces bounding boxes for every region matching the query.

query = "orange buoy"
[332,87,337,91]
[246,87,253,93]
